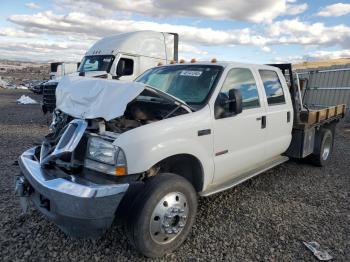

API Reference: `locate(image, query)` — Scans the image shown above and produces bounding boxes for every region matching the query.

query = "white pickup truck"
[15,61,345,257]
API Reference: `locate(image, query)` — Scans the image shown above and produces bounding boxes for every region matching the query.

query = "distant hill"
[294,58,350,70]
[0,59,49,84]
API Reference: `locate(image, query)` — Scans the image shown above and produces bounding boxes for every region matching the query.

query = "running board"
[200,155,289,197]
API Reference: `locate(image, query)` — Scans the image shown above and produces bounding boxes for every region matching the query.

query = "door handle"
[257,116,266,128]
[261,116,266,128]
[287,111,291,123]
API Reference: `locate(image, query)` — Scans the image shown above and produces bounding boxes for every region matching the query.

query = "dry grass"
[294,58,350,70]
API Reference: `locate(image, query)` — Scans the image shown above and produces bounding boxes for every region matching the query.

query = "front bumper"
[16,146,129,238]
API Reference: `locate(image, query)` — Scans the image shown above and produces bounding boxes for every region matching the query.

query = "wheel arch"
[150,154,204,192]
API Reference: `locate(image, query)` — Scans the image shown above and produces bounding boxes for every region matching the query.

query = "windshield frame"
[135,64,224,109]
[78,55,115,73]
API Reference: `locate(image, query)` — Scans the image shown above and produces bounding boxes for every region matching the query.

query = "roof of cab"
[85,30,170,59]
[160,61,281,71]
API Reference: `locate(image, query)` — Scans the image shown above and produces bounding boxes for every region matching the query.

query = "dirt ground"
[0,89,349,261]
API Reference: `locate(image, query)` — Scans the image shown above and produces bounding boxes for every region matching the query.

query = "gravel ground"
[0,89,349,261]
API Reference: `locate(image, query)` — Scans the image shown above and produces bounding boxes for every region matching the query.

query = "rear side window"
[259,70,285,105]
[221,68,260,109]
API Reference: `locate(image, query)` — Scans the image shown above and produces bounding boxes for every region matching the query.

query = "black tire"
[125,173,197,258]
[308,128,333,166]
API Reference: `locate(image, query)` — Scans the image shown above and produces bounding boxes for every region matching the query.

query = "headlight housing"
[87,136,117,164]
[85,136,127,176]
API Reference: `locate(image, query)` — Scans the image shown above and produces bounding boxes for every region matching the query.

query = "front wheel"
[126,173,198,258]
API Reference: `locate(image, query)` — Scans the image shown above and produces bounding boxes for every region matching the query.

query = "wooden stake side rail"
[294,104,346,130]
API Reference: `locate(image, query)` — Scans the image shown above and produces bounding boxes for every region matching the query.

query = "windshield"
[136,65,222,105]
[79,55,115,72]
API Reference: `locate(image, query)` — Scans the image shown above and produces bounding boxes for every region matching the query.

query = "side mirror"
[116,59,126,77]
[215,88,242,119]
[228,88,242,115]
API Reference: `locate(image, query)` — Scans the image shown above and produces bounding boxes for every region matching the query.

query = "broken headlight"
[85,136,127,176]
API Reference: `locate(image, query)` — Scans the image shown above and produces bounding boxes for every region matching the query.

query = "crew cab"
[15,61,345,257]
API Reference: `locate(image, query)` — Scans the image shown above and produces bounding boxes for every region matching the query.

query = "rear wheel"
[308,128,333,166]
[126,173,197,258]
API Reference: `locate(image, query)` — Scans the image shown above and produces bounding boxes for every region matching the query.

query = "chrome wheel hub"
[322,136,332,160]
[150,192,189,244]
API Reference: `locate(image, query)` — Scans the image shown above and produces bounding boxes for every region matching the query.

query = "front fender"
[114,106,214,191]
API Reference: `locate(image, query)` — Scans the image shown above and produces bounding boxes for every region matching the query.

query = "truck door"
[211,67,268,186]
[257,69,293,157]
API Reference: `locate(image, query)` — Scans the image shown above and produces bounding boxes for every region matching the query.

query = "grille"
[42,82,58,113]
[56,123,78,150]
[40,119,87,166]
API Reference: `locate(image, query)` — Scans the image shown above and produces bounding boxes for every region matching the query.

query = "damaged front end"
[16,113,130,238]
[16,76,191,238]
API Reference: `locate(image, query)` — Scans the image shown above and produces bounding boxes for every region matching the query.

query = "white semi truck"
[42,31,178,113]
[16,61,345,257]
[49,62,80,80]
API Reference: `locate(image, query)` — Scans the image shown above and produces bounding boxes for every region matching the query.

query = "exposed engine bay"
[50,92,190,139]
[106,98,188,133]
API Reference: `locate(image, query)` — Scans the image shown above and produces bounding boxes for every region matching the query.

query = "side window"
[117,58,134,76]
[220,68,260,109]
[259,70,285,105]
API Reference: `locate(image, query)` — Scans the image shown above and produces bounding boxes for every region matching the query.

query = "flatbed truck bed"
[270,63,346,161]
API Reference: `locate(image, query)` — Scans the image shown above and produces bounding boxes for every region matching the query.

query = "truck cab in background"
[79,31,178,80]
[50,62,80,80]
[42,31,178,113]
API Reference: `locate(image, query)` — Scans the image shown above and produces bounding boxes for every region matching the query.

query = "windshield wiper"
[144,86,194,112]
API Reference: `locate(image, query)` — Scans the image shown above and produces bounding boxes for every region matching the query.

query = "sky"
[0,0,349,64]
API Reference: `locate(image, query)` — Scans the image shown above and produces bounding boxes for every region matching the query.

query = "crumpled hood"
[56,76,145,121]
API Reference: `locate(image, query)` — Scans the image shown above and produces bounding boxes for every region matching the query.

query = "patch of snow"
[16,85,28,90]
[0,79,9,88]
[17,95,38,104]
